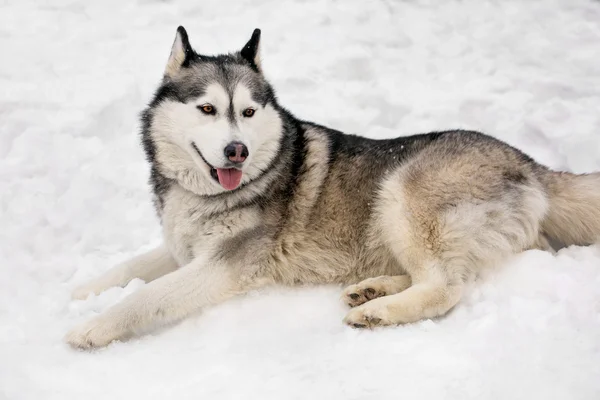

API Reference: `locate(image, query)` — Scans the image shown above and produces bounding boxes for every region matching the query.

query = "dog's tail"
[541,171,600,246]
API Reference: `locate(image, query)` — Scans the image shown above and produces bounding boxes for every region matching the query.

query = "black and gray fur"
[66,27,600,348]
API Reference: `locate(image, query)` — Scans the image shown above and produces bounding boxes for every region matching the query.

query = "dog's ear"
[240,29,261,73]
[165,26,194,78]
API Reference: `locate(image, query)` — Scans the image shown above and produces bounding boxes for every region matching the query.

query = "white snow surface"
[1,0,600,398]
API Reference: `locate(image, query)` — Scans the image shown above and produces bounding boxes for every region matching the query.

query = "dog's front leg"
[71,244,178,300]
[65,258,259,349]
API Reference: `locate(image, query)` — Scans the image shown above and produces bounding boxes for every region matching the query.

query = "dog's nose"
[224,142,249,163]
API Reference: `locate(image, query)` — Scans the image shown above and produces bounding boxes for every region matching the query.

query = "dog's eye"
[198,104,215,115]
[242,108,255,118]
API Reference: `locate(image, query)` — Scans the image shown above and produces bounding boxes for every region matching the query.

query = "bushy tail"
[541,171,600,246]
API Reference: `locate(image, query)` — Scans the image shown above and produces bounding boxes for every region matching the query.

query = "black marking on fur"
[240,29,261,72]
[324,126,453,167]
[259,116,310,241]
[149,166,174,212]
[140,107,173,214]
[186,243,194,260]
[215,225,269,263]
[202,196,263,220]
[191,142,219,183]
[227,98,236,123]
[176,26,195,68]
[289,119,310,194]
[152,82,183,104]
[503,170,526,184]
[364,288,376,297]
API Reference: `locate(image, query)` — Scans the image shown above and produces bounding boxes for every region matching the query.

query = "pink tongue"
[216,168,243,190]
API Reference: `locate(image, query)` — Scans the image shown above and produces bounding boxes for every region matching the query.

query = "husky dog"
[66,27,600,348]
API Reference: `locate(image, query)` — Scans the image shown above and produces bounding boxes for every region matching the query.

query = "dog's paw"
[71,276,113,300]
[341,279,387,307]
[343,302,390,329]
[65,317,123,349]
[71,283,98,300]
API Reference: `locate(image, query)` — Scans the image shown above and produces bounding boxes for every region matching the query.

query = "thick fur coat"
[66,27,600,348]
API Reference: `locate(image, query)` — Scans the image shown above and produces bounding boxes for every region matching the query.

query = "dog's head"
[143,27,284,196]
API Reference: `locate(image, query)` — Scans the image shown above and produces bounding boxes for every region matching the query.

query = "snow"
[1,0,600,398]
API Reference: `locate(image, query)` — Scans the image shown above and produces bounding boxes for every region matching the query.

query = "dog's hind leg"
[344,164,548,328]
[71,244,178,300]
[341,275,412,307]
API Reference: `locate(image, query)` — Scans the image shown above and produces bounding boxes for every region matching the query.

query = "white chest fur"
[160,185,262,267]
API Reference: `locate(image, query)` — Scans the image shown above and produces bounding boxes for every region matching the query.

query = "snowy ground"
[1,0,600,398]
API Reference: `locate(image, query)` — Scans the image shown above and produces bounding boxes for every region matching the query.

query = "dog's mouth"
[191,143,243,191]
